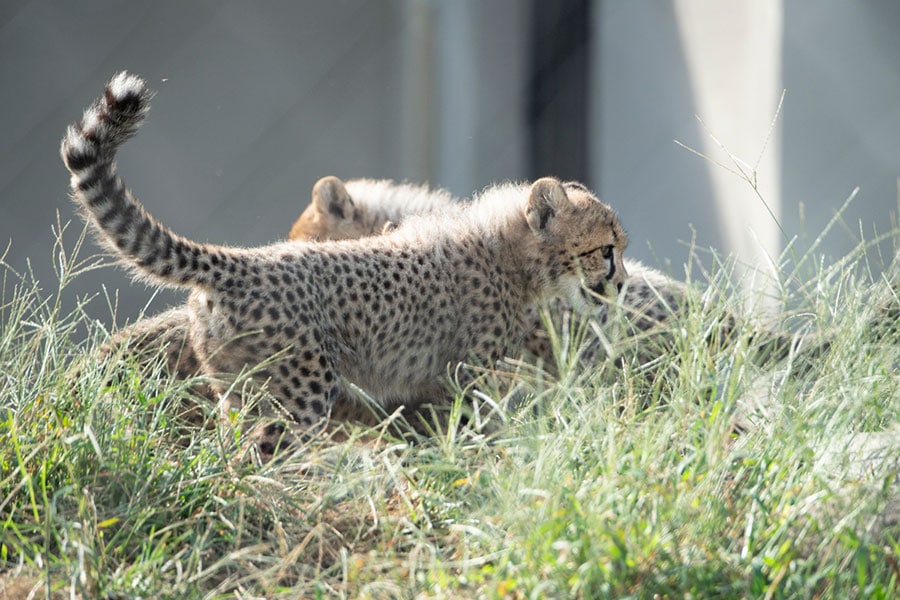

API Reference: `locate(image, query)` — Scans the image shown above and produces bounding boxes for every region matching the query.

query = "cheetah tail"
[60,72,223,290]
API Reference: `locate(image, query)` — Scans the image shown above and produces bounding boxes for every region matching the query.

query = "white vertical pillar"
[674,0,784,311]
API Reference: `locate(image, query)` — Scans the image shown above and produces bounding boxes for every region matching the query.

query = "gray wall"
[593,1,900,285]
[1,1,897,330]
[781,0,900,257]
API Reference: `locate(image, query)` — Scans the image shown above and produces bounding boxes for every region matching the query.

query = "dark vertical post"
[528,0,592,183]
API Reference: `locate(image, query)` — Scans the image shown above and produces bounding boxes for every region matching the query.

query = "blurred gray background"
[1,0,898,330]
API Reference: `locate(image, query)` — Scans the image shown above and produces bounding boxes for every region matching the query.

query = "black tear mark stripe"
[576,246,601,259]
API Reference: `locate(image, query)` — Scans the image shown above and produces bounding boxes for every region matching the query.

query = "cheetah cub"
[61,72,628,449]
[293,176,685,366]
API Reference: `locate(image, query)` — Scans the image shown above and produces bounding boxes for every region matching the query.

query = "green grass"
[1,219,898,599]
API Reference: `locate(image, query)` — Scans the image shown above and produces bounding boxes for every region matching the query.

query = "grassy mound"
[1,221,897,599]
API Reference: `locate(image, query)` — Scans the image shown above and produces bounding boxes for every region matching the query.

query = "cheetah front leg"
[441,315,524,422]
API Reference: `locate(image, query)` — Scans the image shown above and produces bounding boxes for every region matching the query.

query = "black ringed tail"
[60,71,227,289]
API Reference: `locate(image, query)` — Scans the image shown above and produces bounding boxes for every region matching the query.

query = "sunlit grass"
[1,215,897,599]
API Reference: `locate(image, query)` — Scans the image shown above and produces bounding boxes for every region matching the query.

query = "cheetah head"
[524,177,628,312]
[289,175,373,241]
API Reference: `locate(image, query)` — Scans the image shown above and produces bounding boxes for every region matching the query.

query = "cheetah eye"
[576,246,604,259]
[575,245,614,261]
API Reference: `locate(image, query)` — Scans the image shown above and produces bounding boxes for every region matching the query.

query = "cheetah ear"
[312,175,354,220]
[526,177,569,233]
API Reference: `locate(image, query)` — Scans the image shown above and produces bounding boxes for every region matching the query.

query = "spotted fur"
[292,176,685,367]
[62,73,628,451]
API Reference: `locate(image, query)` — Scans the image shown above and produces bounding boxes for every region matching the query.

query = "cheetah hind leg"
[243,364,344,460]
